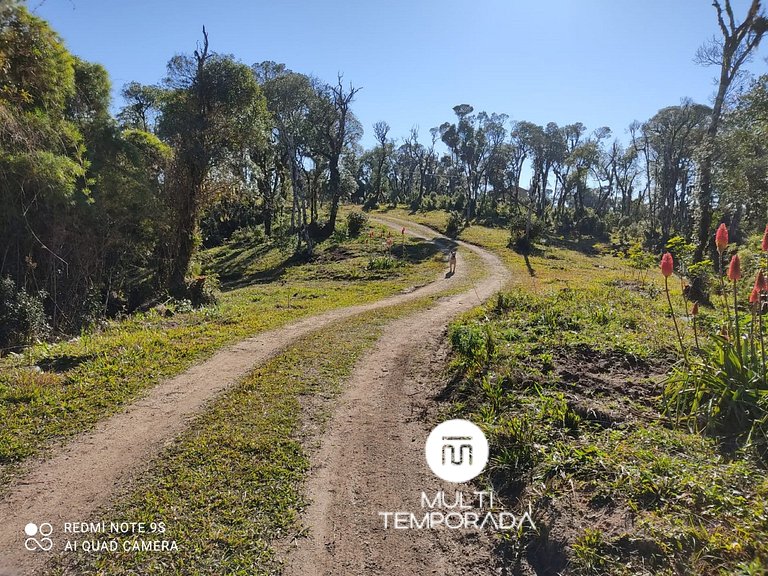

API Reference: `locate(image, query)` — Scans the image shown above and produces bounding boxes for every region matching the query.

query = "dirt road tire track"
[285,216,511,575]
[0,218,479,576]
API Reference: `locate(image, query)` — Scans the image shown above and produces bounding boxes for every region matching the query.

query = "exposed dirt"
[505,346,673,576]
[554,345,670,426]
[284,216,511,576]
[0,217,498,576]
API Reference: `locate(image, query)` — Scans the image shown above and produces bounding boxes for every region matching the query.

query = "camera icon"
[24,522,54,552]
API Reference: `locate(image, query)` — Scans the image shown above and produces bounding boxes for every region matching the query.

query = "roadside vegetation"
[437,213,768,575]
[0,219,444,483]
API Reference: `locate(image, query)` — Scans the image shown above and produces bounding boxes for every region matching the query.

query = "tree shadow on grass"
[37,353,95,373]
[508,237,539,277]
[212,236,453,291]
[547,235,603,256]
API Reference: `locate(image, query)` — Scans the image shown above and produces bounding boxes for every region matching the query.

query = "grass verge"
[445,271,767,574]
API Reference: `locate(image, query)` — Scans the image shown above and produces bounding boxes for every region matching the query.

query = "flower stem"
[693,313,700,353]
[760,307,766,388]
[719,253,732,328]
[733,280,742,362]
[665,276,688,364]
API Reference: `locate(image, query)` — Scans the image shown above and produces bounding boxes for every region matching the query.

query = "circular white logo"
[425,419,489,483]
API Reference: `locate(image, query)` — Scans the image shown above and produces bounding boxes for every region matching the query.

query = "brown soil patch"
[555,345,670,426]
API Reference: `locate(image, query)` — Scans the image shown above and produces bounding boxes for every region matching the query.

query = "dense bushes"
[0,277,49,351]
[445,211,464,239]
[346,211,369,237]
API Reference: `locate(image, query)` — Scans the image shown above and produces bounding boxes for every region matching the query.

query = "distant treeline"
[1,0,766,348]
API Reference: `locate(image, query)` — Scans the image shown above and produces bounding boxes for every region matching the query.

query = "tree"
[692,0,768,296]
[439,105,508,221]
[117,82,162,132]
[311,76,361,238]
[257,66,316,241]
[642,102,710,242]
[371,120,391,204]
[158,29,269,294]
[717,75,768,231]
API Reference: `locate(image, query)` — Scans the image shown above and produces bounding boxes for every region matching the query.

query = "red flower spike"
[727,254,741,281]
[750,286,761,304]
[715,223,729,254]
[756,270,767,293]
[691,302,699,316]
[660,253,674,278]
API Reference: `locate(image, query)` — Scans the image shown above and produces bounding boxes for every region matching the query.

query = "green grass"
[0,222,446,483]
[444,267,768,574]
[372,206,634,290]
[51,297,438,576]
[367,206,768,574]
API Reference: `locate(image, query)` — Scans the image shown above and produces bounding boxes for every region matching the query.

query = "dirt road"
[285,216,511,575]
[0,217,499,576]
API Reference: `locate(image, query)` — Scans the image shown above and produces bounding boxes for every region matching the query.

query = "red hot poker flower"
[756,270,767,293]
[750,286,761,304]
[728,254,741,281]
[715,223,729,254]
[691,302,699,316]
[660,253,674,278]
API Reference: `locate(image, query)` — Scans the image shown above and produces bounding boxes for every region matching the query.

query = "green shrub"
[509,211,545,252]
[185,275,219,307]
[445,210,464,239]
[0,277,49,351]
[366,256,398,271]
[346,211,369,237]
[449,323,488,367]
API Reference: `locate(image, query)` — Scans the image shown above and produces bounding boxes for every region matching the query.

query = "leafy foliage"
[346,210,368,237]
[0,277,48,350]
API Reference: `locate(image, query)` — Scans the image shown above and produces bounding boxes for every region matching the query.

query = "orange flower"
[756,270,767,293]
[750,286,761,304]
[727,254,741,281]
[691,302,699,316]
[762,224,768,252]
[715,223,729,254]
[660,253,674,278]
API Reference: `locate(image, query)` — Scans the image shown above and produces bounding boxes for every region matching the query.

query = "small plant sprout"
[661,252,687,362]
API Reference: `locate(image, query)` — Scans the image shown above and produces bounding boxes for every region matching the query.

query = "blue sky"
[35,0,767,150]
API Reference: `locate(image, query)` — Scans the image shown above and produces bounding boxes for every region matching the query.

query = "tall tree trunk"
[692,0,766,300]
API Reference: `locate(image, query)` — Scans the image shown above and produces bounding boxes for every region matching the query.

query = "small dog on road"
[449,249,457,275]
